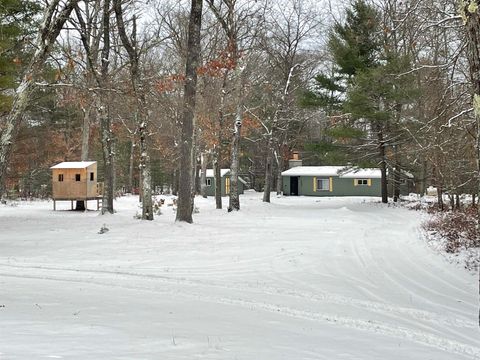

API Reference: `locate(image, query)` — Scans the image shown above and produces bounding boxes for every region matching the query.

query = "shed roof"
[204,168,248,185]
[205,168,230,178]
[50,161,96,169]
[281,166,382,179]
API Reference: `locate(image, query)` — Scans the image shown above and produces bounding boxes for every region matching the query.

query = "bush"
[423,207,479,253]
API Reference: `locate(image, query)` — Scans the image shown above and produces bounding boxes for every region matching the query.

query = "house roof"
[205,168,230,178]
[281,166,382,179]
[50,161,96,169]
[204,169,248,185]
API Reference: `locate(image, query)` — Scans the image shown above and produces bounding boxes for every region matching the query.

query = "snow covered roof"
[281,166,382,179]
[50,161,96,169]
[204,169,248,185]
[205,169,230,178]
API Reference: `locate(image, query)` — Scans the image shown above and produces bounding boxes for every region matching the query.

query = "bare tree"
[0,0,80,198]
[114,0,154,220]
[176,0,203,223]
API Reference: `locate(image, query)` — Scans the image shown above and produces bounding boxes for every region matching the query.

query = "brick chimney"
[288,151,303,168]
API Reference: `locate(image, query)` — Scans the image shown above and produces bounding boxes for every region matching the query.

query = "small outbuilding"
[50,161,102,210]
[203,169,247,196]
[282,166,381,197]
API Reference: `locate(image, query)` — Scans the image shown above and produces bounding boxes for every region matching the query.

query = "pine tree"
[0,0,40,114]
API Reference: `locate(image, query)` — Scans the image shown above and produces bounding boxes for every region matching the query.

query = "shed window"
[316,178,330,191]
[58,174,64,182]
[206,178,212,186]
[75,174,81,181]
[90,172,94,181]
[356,179,368,186]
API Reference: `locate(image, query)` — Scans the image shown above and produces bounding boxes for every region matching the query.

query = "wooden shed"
[50,161,101,210]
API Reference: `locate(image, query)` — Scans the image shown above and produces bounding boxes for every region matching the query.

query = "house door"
[290,177,299,196]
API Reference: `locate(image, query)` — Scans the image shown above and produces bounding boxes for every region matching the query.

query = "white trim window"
[206,178,212,186]
[356,179,368,186]
[317,178,330,191]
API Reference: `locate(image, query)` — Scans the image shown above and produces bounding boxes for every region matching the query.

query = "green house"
[282,166,381,197]
[204,169,247,196]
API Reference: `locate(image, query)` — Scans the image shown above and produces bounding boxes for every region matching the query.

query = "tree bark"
[213,153,222,208]
[228,103,242,211]
[114,1,153,219]
[276,147,284,195]
[461,1,480,326]
[263,136,273,203]
[127,137,134,193]
[0,0,79,198]
[176,0,203,223]
[200,152,208,198]
[377,124,388,203]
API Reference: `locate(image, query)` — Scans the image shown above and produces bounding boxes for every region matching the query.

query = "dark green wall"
[283,176,381,197]
[205,176,244,196]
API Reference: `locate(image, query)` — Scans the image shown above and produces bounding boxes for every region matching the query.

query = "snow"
[282,166,382,178]
[0,192,478,359]
[50,161,96,169]
[205,168,231,177]
[204,168,248,184]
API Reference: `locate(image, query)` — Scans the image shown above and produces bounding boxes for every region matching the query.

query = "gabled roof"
[50,161,96,169]
[281,166,382,179]
[204,169,248,185]
[205,168,230,178]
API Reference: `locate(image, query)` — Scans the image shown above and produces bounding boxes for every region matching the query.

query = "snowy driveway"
[0,193,478,359]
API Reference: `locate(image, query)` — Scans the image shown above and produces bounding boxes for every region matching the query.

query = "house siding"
[205,176,244,196]
[283,176,381,197]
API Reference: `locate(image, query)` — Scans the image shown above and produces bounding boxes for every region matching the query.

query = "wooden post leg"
[71,200,73,210]
[85,199,87,211]
[53,200,56,211]
[97,198,99,210]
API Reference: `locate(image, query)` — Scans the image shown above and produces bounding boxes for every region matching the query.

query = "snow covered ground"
[0,192,478,359]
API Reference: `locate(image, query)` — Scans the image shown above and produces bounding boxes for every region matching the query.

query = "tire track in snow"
[0,262,475,329]
[1,263,479,359]
[1,269,479,359]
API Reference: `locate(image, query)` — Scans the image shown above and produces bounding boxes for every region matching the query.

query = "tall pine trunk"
[376,124,388,203]
[176,0,203,223]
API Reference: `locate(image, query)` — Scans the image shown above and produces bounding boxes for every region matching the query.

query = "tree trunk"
[127,138,134,193]
[437,185,444,211]
[393,146,400,202]
[99,100,114,214]
[0,0,79,198]
[461,1,480,326]
[228,104,242,211]
[139,122,153,220]
[200,152,208,198]
[176,0,203,223]
[76,103,93,211]
[263,136,273,203]
[377,125,388,203]
[213,153,222,209]
[276,149,284,195]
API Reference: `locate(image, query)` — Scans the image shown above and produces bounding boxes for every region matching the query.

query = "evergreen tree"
[0,0,40,114]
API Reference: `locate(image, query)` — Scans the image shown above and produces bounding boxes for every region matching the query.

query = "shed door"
[290,177,299,196]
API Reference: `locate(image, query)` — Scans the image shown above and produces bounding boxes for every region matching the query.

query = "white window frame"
[356,179,368,186]
[206,178,212,186]
[316,178,330,191]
